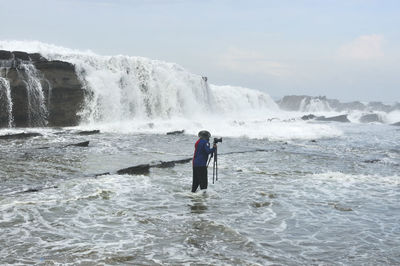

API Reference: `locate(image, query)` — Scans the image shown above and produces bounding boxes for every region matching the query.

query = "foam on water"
[0,123,399,264]
[308,171,400,187]
[385,110,400,124]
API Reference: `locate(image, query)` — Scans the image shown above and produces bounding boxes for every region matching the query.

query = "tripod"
[207,146,218,184]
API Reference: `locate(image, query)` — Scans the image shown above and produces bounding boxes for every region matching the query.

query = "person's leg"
[192,167,200,192]
[199,166,208,190]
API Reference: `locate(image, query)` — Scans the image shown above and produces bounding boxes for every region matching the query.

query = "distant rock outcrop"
[299,114,351,122]
[277,95,399,113]
[366,102,392,112]
[359,113,383,123]
[315,114,350,123]
[278,95,312,111]
[0,50,84,128]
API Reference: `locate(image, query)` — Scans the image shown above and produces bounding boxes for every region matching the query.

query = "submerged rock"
[21,185,58,193]
[359,113,383,123]
[166,130,185,135]
[171,158,192,164]
[363,159,381,163]
[94,172,111,177]
[301,114,317,120]
[117,164,150,175]
[251,201,271,208]
[153,161,176,168]
[0,132,42,140]
[64,141,90,147]
[333,203,353,212]
[316,114,350,123]
[77,130,100,135]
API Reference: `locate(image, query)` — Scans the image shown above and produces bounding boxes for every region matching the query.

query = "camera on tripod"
[213,137,222,144]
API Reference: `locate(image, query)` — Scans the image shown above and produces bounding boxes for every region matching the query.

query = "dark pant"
[192,166,208,192]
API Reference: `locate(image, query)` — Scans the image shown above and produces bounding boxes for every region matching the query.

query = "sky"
[0,0,399,102]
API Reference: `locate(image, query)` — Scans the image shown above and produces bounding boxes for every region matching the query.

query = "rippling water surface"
[1,124,399,265]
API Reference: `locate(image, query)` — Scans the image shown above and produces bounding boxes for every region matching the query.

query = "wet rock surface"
[0,50,84,127]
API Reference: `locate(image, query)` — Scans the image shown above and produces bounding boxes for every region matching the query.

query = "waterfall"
[0,74,13,127]
[62,55,218,124]
[0,41,279,130]
[17,62,48,127]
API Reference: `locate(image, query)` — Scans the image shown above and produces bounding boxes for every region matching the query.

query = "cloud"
[218,47,291,77]
[338,34,384,60]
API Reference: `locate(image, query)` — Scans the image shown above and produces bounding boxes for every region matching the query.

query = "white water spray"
[0,75,13,127]
[17,63,48,127]
[299,97,332,113]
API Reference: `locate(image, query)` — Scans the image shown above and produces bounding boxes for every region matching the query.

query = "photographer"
[191,130,216,193]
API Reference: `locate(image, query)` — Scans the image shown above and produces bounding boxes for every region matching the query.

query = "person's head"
[198,130,211,141]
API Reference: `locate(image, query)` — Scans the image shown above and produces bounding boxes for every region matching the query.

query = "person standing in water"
[192,130,216,193]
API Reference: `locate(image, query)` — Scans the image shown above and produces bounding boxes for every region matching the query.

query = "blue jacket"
[193,138,215,167]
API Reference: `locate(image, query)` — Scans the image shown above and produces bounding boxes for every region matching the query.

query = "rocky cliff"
[0,50,84,127]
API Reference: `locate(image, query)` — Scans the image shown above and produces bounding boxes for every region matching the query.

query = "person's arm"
[204,141,215,154]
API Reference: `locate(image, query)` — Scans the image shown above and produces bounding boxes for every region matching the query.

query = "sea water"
[0,122,399,265]
[0,41,399,265]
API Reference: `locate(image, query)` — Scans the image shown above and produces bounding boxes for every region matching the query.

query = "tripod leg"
[215,158,218,181]
[212,160,215,184]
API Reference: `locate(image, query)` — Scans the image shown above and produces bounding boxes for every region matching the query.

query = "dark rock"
[12,51,30,61]
[359,113,383,123]
[21,185,58,193]
[316,114,350,123]
[37,60,84,127]
[77,130,100,135]
[166,130,185,135]
[95,172,111,177]
[0,132,42,140]
[35,60,75,71]
[28,53,47,62]
[301,114,317,120]
[173,158,192,164]
[391,122,400,126]
[333,204,353,212]
[0,50,84,128]
[0,50,13,60]
[153,161,176,168]
[23,188,41,193]
[310,140,317,143]
[117,164,150,175]
[363,159,380,163]
[64,141,90,147]
[251,201,271,208]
